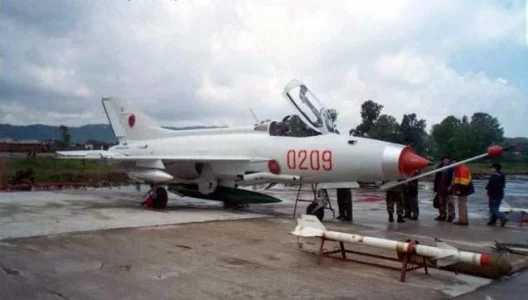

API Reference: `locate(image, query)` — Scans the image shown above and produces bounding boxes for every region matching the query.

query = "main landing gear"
[142,186,168,209]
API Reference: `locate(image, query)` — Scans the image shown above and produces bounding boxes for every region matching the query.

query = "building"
[0,139,110,154]
[0,139,46,153]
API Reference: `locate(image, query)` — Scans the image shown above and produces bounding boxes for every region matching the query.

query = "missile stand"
[316,238,429,282]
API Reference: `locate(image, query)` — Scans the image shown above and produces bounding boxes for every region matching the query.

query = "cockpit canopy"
[253,79,338,137]
[282,79,336,135]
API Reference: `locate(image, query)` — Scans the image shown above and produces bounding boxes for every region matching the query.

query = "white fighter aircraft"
[56,79,430,210]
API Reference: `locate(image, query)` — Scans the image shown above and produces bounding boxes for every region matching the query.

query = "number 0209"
[286,149,333,171]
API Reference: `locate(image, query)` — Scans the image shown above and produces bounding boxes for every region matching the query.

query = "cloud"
[367,49,525,127]
[0,0,526,137]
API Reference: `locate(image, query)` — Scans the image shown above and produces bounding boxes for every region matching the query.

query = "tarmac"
[1,182,527,300]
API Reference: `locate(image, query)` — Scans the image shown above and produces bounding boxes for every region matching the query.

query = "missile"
[291,214,492,267]
[127,168,174,183]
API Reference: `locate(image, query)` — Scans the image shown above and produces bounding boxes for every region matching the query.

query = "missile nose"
[398,147,430,178]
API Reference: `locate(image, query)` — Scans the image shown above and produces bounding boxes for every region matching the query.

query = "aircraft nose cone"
[398,147,430,178]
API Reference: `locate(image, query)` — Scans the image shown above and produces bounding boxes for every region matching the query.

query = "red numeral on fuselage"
[286,149,332,171]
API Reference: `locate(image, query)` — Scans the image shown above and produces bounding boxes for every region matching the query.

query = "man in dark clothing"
[336,188,352,221]
[433,156,456,222]
[486,163,508,227]
[407,174,419,220]
[386,181,406,223]
[402,183,412,219]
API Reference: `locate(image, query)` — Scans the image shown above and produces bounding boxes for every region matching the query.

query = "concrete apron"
[2,188,527,275]
[0,217,499,299]
[1,188,528,299]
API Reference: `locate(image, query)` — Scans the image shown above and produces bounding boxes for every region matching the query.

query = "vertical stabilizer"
[101,97,176,142]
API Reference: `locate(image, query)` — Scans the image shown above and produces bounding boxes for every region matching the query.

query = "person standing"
[486,163,508,227]
[407,173,419,220]
[336,188,352,221]
[402,183,412,219]
[433,156,456,222]
[451,160,474,226]
[386,181,406,223]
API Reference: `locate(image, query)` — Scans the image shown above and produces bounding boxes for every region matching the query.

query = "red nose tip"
[398,147,430,178]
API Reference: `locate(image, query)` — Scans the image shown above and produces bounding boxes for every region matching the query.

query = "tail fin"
[102,97,177,142]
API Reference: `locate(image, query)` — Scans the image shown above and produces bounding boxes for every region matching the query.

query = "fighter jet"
[56,79,430,210]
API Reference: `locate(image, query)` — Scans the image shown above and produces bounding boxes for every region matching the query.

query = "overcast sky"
[1,0,527,137]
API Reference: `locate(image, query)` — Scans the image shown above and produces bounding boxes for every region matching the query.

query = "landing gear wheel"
[306,203,324,221]
[153,187,168,209]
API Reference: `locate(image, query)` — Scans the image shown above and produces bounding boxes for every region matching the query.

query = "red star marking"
[128,114,136,128]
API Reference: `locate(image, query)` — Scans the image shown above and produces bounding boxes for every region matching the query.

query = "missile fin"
[435,240,459,251]
[436,256,456,267]
[290,214,326,237]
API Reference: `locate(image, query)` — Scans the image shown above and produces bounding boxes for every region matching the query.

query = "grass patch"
[1,157,130,185]
[466,162,527,172]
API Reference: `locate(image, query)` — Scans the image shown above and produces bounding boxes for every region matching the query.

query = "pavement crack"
[1,265,20,276]
[176,244,192,250]
[0,263,69,299]
[42,287,70,300]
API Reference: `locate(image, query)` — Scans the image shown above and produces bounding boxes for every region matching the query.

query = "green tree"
[283,115,319,137]
[368,115,402,143]
[502,137,528,162]
[400,113,427,152]
[430,113,505,160]
[326,108,339,133]
[431,115,461,157]
[350,100,383,136]
[421,133,437,158]
[451,122,475,159]
[327,108,338,124]
[469,112,504,153]
[57,125,71,148]
[282,107,339,136]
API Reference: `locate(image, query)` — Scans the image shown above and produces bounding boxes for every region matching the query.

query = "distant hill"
[0,124,224,144]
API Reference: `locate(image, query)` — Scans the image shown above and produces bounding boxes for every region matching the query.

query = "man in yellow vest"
[450,159,475,225]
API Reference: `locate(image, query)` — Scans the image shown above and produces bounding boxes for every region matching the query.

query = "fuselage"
[107,132,410,184]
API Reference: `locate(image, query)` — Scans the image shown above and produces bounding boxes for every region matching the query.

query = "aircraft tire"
[306,203,324,221]
[153,186,168,209]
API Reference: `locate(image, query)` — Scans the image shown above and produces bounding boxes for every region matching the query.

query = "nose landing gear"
[293,184,335,221]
